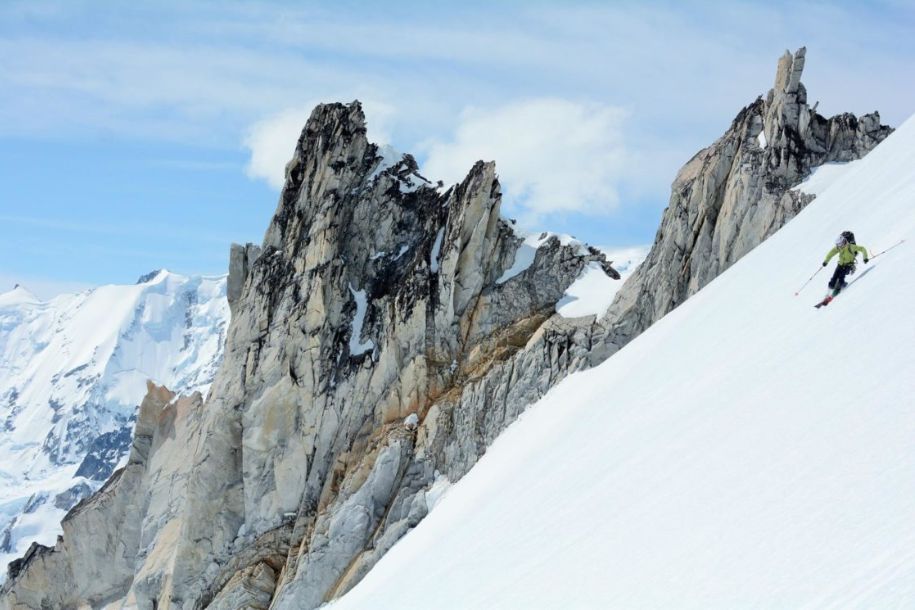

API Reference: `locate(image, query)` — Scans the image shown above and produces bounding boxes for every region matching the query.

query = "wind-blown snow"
[0,271,229,577]
[331,115,915,608]
[347,285,374,356]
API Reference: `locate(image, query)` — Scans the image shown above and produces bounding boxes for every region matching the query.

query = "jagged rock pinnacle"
[596,47,892,358]
[2,91,617,608]
[773,46,806,95]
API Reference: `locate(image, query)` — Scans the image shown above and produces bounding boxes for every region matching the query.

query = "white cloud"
[421,99,629,222]
[243,107,311,190]
[243,101,395,190]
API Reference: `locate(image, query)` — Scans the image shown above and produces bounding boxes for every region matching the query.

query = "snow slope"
[331,116,915,609]
[0,270,229,576]
[556,246,648,318]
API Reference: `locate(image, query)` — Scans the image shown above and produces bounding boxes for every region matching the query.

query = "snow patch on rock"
[424,473,452,512]
[347,285,374,356]
[429,229,444,273]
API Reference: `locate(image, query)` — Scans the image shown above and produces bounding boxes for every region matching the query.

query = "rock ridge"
[2,101,617,609]
[1,48,893,610]
[595,47,891,354]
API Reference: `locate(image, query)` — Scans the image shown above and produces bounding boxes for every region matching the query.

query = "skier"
[819,231,869,304]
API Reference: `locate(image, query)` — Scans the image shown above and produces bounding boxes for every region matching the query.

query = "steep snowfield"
[331,116,915,609]
[0,270,228,576]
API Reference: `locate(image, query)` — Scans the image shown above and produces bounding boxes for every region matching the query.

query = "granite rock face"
[2,383,200,609]
[2,102,617,609]
[596,47,892,353]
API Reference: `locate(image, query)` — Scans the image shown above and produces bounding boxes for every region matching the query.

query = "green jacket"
[824,243,868,266]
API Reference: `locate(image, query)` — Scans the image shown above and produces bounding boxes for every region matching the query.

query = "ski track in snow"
[330,115,915,609]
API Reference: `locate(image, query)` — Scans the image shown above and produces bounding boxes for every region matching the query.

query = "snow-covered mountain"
[0,270,229,576]
[329,115,915,608]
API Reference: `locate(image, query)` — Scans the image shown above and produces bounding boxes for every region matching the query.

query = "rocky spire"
[2,101,617,609]
[595,47,892,356]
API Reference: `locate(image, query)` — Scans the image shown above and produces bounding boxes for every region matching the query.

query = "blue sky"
[1,0,913,298]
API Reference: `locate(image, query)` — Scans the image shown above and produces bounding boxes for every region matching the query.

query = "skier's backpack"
[842,230,859,272]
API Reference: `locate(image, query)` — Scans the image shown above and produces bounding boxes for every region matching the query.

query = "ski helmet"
[841,230,856,244]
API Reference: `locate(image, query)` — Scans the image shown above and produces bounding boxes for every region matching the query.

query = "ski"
[814,295,833,308]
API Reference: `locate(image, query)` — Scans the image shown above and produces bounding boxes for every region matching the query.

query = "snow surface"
[555,263,618,318]
[0,286,39,308]
[0,271,229,577]
[367,144,403,183]
[367,144,432,194]
[423,473,452,512]
[794,160,862,196]
[497,231,595,285]
[598,245,650,276]
[330,116,915,608]
[496,233,550,284]
[556,246,649,318]
[347,285,374,356]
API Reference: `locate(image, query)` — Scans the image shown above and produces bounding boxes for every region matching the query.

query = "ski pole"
[794,265,824,296]
[869,238,906,261]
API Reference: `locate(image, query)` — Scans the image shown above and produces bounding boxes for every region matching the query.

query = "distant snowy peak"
[135,268,169,284]
[0,285,40,307]
[0,271,230,578]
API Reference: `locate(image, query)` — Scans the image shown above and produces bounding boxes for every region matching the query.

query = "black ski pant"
[828,263,854,290]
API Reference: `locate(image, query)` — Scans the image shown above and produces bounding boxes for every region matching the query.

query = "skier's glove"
[864,258,869,264]
[822,262,827,267]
